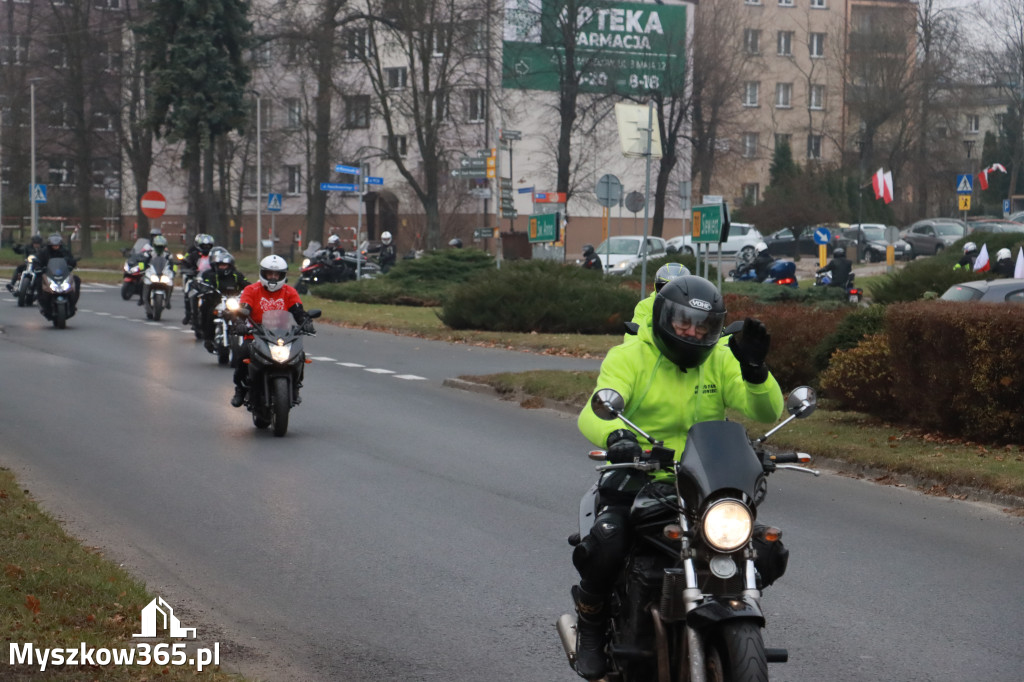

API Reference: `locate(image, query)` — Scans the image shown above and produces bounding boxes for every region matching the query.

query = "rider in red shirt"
[231,255,314,407]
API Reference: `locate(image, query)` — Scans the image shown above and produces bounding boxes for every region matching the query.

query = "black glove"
[728,317,771,384]
[300,317,316,334]
[606,429,642,463]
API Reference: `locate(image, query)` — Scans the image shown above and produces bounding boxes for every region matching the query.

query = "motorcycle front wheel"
[296,280,308,294]
[121,281,135,300]
[270,376,290,437]
[53,304,67,329]
[152,294,164,321]
[17,278,31,307]
[217,346,230,365]
[704,622,768,682]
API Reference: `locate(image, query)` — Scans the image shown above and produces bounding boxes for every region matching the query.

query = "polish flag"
[977,163,1008,191]
[872,168,885,201]
[973,243,990,273]
[1015,248,1024,279]
[882,170,894,204]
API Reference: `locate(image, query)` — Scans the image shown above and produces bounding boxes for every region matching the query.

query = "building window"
[385,67,407,89]
[285,98,302,128]
[285,165,302,195]
[777,31,793,56]
[257,97,273,129]
[431,25,451,56]
[252,43,272,66]
[431,93,448,121]
[94,0,121,9]
[385,134,408,158]
[775,83,792,108]
[966,114,979,133]
[344,95,370,129]
[742,183,760,205]
[807,134,822,160]
[743,29,761,55]
[467,20,487,53]
[50,45,69,69]
[49,101,72,129]
[244,165,271,197]
[744,0,761,5]
[778,0,794,6]
[48,158,76,186]
[775,133,792,150]
[809,84,825,110]
[92,107,115,131]
[742,133,759,159]
[467,89,486,123]
[91,158,115,188]
[810,0,826,7]
[345,28,370,60]
[0,34,28,65]
[994,113,1006,135]
[809,33,825,58]
[742,82,760,107]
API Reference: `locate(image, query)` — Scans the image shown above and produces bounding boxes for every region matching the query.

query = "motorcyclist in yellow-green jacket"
[570,274,784,680]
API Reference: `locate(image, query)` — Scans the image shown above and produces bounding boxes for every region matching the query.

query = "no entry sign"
[140,191,167,219]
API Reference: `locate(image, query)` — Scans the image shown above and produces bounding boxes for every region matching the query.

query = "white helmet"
[327,234,341,247]
[259,254,288,292]
[997,247,1012,261]
[754,241,768,254]
[381,231,393,245]
[963,241,977,254]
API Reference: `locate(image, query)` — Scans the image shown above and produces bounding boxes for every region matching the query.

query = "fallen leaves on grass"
[24,595,41,614]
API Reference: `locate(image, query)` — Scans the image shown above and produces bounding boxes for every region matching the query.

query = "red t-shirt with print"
[239,282,302,324]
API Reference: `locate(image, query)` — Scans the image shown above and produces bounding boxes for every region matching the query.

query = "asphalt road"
[1,283,1022,681]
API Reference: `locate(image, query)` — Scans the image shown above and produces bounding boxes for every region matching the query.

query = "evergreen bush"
[811,304,887,373]
[818,334,897,414]
[439,260,637,334]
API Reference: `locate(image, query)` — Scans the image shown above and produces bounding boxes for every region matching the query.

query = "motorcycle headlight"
[270,341,292,363]
[302,258,311,268]
[226,297,240,311]
[160,274,173,284]
[702,499,753,552]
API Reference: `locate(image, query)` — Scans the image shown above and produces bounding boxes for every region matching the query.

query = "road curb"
[443,377,580,415]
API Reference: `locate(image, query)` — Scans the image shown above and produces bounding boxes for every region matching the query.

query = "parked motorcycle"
[140,254,175,320]
[38,257,78,329]
[296,251,380,294]
[12,254,39,307]
[730,259,799,287]
[557,386,819,682]
[238,307,321,437]
[814,272,863,304]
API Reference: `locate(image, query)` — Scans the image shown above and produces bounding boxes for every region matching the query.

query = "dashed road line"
[364,368,395,374]
[336,362,364,368]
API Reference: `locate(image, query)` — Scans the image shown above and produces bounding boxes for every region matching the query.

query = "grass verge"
[0,468,244,680]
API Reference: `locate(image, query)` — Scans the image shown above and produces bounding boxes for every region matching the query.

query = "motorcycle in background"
[238,307,320,437]
[814,271,864,304]
[13,254,39,308]
[141,253,175,321]
[557,386,820,682]
[38,257,78,329]
[121,248,148,301]
[730,259,799,287]
[207,285,246,366]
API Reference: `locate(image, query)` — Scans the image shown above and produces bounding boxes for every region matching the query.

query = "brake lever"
[774,464,820,476]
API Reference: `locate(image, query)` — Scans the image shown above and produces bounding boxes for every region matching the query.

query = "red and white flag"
[1015,248,1024,279]
[882,170,893,204]
[871,168,894,204]
[973,243,990,273]
[977,163,1008,191]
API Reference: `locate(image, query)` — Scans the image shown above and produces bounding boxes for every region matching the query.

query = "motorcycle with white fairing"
[557,387,820,682]
[141,253,175,320]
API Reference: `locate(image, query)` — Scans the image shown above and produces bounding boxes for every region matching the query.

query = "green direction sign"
[503,1,690,96]
[528,212,559,243]
[691,204,724,244]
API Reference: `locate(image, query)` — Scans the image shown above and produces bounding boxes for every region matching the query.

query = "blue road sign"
[267,193,283,212]
[1004,199,1011,217]
[320,183,358,192]
[518,186,534,194]
[956,174,973,194]
[813,227,831,245]
[32,184,47,203]
[335,164,360,175]
[365,176,383,185]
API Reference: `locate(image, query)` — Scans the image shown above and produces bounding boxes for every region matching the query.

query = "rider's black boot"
[230,386,247,408]
[572,585,609,680]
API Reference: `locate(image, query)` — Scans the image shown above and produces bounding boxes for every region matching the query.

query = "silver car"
[593,236,668,275]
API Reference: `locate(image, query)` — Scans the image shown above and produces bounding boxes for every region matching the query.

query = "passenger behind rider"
[7,235,45,293]
[628,262,690,332]
[181,234,216,324]
[199,250,249,352]
[570,275,786,680]
[34,233,81,318]
[230,255,314,407]
[816,247,853,287]
[752,241,775,282]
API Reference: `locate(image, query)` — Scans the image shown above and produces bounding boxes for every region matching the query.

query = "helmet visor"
[657,298,724,346]
[261,269,285,283]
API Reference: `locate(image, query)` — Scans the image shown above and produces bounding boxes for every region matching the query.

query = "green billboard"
[503,0,691,95]
[528,212,560,243]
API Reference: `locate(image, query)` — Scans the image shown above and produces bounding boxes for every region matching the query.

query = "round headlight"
[702,500,753,552]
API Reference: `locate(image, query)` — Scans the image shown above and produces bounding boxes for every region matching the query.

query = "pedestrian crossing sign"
[32,184,47,203]
[267,193,282,212]
[956,174,973,194]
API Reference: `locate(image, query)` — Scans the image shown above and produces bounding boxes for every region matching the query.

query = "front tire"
[706,621,768,682]
[53,304,67,329]
[296,280,309,294]
[152,295,164,321]
[218,346,230,365]
[120,281,134,300]
[17,278,30,307]
[271,377,290,437]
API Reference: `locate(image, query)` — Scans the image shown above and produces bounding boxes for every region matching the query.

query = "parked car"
[1006,210,1024,223]
[940,280,1024,302]
[665,222,763,260]
[840,224,912,262]
[592,235,668,275]
[966,220,1024,234]
[762,227,848,258]
[900,219,967,258]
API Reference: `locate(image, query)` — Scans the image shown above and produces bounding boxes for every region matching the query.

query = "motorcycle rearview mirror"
[308,309,322,319]
[757,386,818,443]
[591,389,625,420]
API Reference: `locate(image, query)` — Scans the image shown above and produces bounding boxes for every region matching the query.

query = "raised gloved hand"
[606,429,642,463]
[301,317,316,334]
[728,317,771,384]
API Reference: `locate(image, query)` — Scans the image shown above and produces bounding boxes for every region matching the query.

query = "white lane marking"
[394,374,427,381]
[95,311,111,316]
[365,368,395,374]
[145,322,162,326]
[311,356,337,362]
[337,362,365,368]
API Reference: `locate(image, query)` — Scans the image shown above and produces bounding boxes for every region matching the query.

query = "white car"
[593,236,668,275]
[665,223,763,260]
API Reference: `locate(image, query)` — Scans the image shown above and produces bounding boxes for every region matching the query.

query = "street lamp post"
[254,91,263,262]
[30,80,38,237]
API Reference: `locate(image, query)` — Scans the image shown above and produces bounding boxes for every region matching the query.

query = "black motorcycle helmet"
[652,276,726,371]
[833,247,846,259]
[582,243,595,258]
[31,235,43,246]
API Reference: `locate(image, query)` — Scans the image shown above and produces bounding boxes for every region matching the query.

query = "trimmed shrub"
[818,333,897,414]
[624,253,720,285]
[439,260,637,334]
[811,304,887,373]
[314,249,495,306]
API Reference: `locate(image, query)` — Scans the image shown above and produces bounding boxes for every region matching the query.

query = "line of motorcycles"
[728,253,864,303]
[8,254,78,329]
